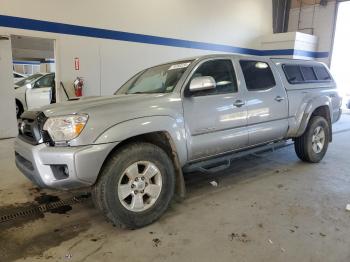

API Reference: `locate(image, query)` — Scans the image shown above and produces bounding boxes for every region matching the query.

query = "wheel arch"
[296,100,333,141]
[15,98,24,117]
[95,130,186,199]
[15,98,23,107]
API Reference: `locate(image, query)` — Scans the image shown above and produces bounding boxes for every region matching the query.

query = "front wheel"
[92,142,175,229]
[294,116,330,163]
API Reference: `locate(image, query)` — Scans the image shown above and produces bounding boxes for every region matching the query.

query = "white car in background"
[15,73,55,118]
[14,73,43,88]
[13,71,27,83]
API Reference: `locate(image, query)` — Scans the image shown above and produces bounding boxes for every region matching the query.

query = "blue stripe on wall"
[13,60,40,65]
[0,14,329,58]
[13,60,55,65]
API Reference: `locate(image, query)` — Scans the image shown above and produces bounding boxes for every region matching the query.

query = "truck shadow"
[183,145,298,198]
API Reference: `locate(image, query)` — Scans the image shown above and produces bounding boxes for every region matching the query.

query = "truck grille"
[18,111,51,145]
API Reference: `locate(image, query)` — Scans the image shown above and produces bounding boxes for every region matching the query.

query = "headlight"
[43,114,88,142]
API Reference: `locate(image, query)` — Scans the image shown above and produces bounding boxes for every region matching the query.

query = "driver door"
[183,58,248,161]
[26,74,55,109]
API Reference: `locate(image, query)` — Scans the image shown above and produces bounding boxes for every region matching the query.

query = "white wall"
[0,0,271,48]
[288,1,336,65]
[261,31,318,60]
[0,0,273,98]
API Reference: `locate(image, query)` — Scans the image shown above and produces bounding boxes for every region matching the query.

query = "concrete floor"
[1,114,350,262]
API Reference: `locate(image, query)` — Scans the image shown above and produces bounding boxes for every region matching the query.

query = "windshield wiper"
[127,91,161,94]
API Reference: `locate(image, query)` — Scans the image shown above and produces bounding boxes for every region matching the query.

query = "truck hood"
[39,93,183,146]
[41,94,167,117]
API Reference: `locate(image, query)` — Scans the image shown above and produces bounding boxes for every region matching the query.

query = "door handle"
[233,100,245,107]
[275,96,285,102]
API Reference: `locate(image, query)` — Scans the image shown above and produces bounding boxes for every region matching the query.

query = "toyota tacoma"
[15,54,342,229]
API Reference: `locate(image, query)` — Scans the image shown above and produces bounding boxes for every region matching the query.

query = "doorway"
[11,35,57,118]
[331,1,350,102]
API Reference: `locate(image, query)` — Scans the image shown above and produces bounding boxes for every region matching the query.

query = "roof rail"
[270,57,314,62]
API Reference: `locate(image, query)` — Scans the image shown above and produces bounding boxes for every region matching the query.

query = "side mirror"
[189,76,216,93]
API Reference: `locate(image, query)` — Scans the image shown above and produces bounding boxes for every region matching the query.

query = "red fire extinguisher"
[73,77,84,97]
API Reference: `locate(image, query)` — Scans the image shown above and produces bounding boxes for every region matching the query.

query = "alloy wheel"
[117,161,162,212]
[311,126,325,153]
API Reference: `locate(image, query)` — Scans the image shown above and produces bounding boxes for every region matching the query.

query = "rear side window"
[301,66,317,81]
[282,64,331,84]
[240,60,276,91]
[314,66,331,81]
[283,65,303,83]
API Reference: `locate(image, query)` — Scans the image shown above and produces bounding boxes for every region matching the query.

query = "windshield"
[115,60,193,95]
[15,73,43,87]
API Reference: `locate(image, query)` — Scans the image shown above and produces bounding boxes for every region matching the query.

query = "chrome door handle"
[275,96,285,102]
[233,100,245,107]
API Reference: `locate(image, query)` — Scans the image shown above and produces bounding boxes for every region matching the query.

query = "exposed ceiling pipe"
[273,0,292,33]
[320,0,328,6]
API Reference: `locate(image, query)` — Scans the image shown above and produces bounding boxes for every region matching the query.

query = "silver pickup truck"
[15,54,342,229]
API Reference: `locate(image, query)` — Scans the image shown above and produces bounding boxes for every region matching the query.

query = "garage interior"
[0,0,350,261]
[11,35,55,75]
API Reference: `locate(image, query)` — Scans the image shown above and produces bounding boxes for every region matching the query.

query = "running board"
[183,141,289,174]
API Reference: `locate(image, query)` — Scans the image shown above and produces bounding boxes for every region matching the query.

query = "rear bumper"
[14,138,117,190]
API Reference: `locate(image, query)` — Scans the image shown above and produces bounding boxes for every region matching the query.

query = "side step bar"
[183,140,290,174]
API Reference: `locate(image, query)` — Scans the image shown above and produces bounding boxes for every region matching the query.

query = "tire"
[16,100,24,119]
[92,142,175,229]
[294,116,330,163]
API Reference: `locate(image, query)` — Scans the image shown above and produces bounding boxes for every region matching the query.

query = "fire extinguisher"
[73,77,84,97]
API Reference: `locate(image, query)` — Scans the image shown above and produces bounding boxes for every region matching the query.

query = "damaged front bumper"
[14,138,117,190]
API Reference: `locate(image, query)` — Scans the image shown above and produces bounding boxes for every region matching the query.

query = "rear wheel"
[294,116,330,163]
[92,142,175,229]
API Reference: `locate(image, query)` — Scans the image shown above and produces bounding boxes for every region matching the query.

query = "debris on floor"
[250,201,257,207]
[34,193,60,204]
[50,205,73,214]
[268,239,273,244]
[346,204,350,211]
[229,233,250,243]
[64,254,73,259]
[152,238,161,247]
[209,181,218,187]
